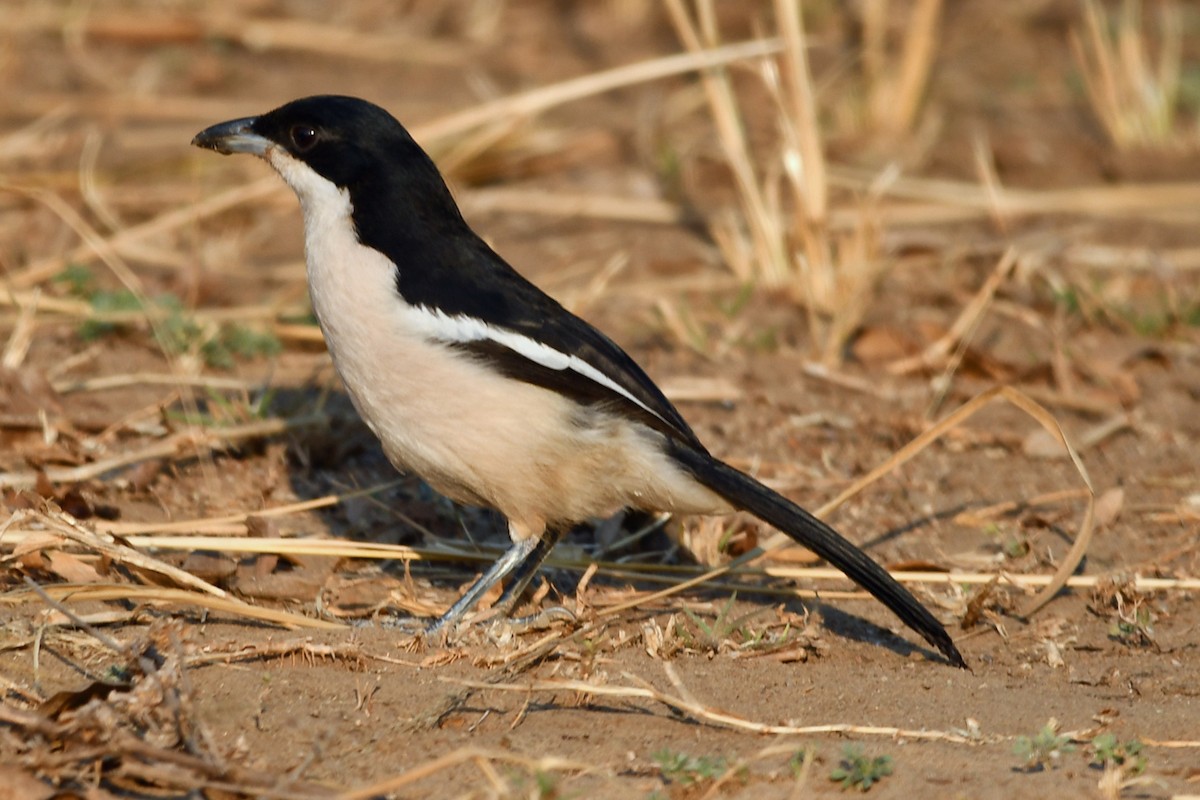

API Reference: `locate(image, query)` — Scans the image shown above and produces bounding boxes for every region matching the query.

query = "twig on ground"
[444,661,984,742]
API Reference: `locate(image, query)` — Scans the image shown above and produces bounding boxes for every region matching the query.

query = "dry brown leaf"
[0,764,56,800]
[850,325,918,363]
[44,549,103,583]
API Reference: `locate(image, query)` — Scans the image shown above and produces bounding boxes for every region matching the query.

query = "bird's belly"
[320,313,727,527]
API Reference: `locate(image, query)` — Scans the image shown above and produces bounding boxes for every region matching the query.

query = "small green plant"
[54,263,98,297]
[165,386,277,428]
[1002,536,1030,559]
[198,324,283,370]
[157,296,203,354]
[59,264,282,369]
[789,746,818,781]
[829,745,892,792]
[1091,733,1147,774]
[1108,604,1157,648]
[80,288,145,340]
[677,594,770,654]
[652,748,729,786]
[533,771,558,799]
[506,768,569,800]
[1013,720,1074,770]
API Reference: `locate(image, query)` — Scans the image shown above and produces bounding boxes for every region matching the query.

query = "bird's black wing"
[392,233,707,451]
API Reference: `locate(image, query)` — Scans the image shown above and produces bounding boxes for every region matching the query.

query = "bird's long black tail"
[667,442,966,668]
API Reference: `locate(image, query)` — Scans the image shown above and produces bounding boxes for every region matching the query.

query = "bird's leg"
[425,534,539,635]
[492,527,564,617]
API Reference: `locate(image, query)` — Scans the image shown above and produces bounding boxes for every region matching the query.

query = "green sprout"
[829,745,892,792]
[80,288,144,340]
[54,264,98,297]
[1108,604,1157,648]
[1091,733,1146,775]
[1013,721,1074,770]
[652,748,730,786]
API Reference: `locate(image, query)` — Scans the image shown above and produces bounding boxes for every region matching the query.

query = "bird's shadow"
[812,604,939,664]
[214,385,972,666]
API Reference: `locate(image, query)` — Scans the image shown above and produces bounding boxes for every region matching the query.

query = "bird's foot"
[487,605,577,635]
[378,614,435,639]
[499,606,573,633]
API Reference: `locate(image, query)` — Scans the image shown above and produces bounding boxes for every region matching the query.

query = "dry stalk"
[0,583,343,631]
[829,167,1200,218]
[888,247,1017,376]
[863,0,944,137]
[1,507,227,598]
[667,0,886,363]
[1071,0,1189,149]
[443,662,986,742]
[415,37,785,144]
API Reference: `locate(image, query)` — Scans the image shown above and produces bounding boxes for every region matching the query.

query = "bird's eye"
[290,125,318,152]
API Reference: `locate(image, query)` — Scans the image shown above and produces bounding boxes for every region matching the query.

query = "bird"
[193,95,965,668]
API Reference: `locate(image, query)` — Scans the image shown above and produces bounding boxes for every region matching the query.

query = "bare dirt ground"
[2,2,1199,798]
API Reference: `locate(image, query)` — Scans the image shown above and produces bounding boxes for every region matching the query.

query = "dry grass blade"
[811,385,1095,618]
[665,0,884,362]
[1,507,227,598]
[97,479,406,536]
[829,167,1200,218]
[53,372,253,394]
[869,0,943,137]
[1071,0,1188,149]
[185,638,366,667]
[463,186,684,224]
[888,247,1017,375]
[666,0,787,287]
[0,533,434,562]
[774,0,825,223]
[1,288,39,370]
[416,37,784,143]
[758,568,1200,593]
[0,583,344,630]
[1,181,146,295]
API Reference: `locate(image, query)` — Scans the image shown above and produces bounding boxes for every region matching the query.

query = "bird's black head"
[193,95,431,191]
[194,94,467,247]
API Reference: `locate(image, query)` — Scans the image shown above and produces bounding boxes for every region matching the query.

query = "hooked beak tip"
[192,116,269,156]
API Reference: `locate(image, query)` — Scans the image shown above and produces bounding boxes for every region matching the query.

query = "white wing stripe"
[405,306,664,423]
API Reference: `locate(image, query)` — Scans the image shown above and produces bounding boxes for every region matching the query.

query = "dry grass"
[859,0,944,140]
[2,2,1200,797]
[665,0,874,363]
[1072,0,1194,150]
[659,0,952,363]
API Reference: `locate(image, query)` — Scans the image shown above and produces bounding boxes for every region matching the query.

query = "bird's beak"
[191,116,270,156]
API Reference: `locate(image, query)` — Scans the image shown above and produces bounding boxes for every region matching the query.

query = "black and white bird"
[193,95,965,668]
